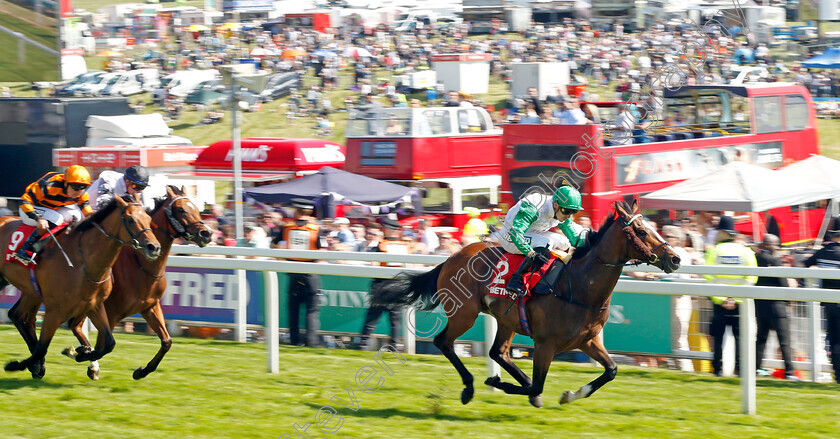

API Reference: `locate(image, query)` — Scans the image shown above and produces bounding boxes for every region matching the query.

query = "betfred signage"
[53,145,205,168]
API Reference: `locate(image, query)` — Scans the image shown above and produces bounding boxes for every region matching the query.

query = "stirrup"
[12,252,35,266]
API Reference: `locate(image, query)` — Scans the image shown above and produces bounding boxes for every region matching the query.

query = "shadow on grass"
[302,402,481,422]
[0,377,73,391]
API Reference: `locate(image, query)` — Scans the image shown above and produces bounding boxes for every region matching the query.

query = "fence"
[162,245,840,415]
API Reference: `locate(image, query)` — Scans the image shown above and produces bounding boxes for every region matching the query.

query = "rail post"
[739,298,756,415]
[235,268,247,342]
[265,271,279,374]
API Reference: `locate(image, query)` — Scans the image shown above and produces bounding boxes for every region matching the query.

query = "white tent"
[641,161,836,212]
[774,155,840,198]
[86,114,193,147]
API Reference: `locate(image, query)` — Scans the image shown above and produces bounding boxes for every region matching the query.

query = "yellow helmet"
[64,165,91,185]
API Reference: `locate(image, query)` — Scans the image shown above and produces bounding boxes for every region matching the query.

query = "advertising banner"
[0,268,672,354]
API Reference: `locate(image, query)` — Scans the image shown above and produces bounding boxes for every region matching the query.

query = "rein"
[92,202,152,251]
[78,233,111,285]
[553,210,672,312]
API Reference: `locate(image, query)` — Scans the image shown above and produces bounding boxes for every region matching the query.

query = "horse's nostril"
[199,229,211,239]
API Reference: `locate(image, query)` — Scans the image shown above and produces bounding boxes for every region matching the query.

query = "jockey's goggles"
[68,183,89,191]
[130,183,148,191]
[559,207,579,215]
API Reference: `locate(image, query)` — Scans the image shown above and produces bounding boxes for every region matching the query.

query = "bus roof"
[664,83,804,98]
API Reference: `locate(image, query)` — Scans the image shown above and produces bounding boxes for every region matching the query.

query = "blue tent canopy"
[802,47,840,69]
[243,166,416,205]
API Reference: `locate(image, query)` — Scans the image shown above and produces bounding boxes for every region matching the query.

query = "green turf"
[0,325,837,438]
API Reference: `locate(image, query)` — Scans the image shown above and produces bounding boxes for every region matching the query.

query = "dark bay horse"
[65,185,213,380]
[0,195,161,379]
[372,200,680,407]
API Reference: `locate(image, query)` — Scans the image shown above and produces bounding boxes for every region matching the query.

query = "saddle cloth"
[487,252,557,303]
[4,223,67,268]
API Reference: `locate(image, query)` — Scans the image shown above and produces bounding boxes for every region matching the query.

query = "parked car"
[55,70,105,96]
[258,72,300,102]
[184,79,227,106]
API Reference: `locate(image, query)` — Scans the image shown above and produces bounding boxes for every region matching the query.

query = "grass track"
[0,325,838,438]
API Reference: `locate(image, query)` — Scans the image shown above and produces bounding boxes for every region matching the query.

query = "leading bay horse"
[0,195,161,379]
[65,185,213,380]
[372,200,681,407]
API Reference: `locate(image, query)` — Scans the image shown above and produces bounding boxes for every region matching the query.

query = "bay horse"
[0,195,161,379]
[372,200,681,407]
[65,185,213,380]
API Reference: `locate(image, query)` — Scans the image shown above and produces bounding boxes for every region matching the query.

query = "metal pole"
[807,278,821,383]
[739,298,756,415]
[265,271,279,373]
[17,33,25,64]
[232,75,244,241]
[231,74,248,343]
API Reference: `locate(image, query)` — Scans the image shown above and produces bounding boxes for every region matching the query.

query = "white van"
[392,10,437,32]
[101,69,161,96]
[163,70,220,98]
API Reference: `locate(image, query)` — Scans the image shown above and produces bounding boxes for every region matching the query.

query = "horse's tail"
[370,263,444,311]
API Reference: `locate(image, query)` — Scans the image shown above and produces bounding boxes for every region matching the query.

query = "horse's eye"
[127,218,135,225]
[636,228,648,238]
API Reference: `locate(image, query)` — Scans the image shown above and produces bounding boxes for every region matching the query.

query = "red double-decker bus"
[501,83,822,244]
[344,106,502,235]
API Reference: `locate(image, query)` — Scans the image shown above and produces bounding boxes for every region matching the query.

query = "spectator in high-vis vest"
[273,198,322,347]
[704,215,757,377]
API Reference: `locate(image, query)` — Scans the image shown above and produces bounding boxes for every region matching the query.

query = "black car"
[258,72,300,102]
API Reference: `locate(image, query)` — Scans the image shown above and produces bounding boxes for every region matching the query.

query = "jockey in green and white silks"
[491,185,587,297]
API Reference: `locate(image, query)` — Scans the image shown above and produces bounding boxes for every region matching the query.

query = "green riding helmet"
[552,185,582,211]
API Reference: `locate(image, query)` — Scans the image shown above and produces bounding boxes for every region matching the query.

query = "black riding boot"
[15,231,42,262]
[506,248,550,297]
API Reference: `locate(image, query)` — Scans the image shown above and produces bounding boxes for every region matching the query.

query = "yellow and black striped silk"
[20,172,93,216]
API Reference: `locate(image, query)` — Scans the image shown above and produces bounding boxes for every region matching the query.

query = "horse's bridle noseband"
[93,201,153,251]
[596,213,672,268]
[164,195,207,241]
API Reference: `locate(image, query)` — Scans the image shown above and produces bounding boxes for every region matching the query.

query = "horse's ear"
[631,198,639,213]
[114,194,128,207]
[166,185,176,197]
[613,201,627,217]
[180,185,186,194]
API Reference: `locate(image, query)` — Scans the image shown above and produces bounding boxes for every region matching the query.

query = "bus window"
[755,95,783,134]
[458,108,487,133]
[784,94,809,131]
[507,165,583,201]
[421,109,451,135]
[360,141,397,165]
[462,188,493,210]
[346,118,371,137]
[422,187,452,212]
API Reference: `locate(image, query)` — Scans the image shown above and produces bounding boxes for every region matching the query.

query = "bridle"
[92,201,153,251]
[163,195,207,241]
[596,213,671,268]
[83,201,151,285]
[135,194,207,279]
[556,210,673,312]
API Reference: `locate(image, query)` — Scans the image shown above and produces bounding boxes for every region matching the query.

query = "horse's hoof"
[87,367,100,381]
[484,376,501,387]
[132,367,146,380]
[461,386,474,405]
[28,362,45,379]
[62,347,77,358]
[5,361,24,372]
[529,395,544,408]
[559,390,573,405]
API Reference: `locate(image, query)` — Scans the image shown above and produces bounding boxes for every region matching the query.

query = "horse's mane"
[571,201,633,260]
[148,185,186,215]
[72,199,119,234]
